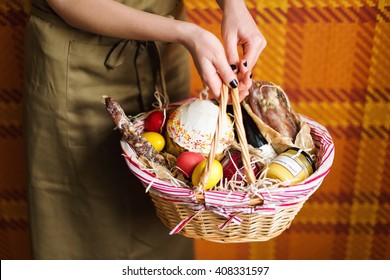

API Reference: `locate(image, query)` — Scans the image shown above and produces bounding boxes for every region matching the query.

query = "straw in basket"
[108,85,335,243]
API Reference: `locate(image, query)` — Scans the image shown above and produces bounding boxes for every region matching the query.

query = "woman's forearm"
[46,0,241,99]
[216,0,247,10]
[47,0,197,44]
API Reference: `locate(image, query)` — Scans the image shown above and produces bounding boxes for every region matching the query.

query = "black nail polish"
[230,64,237,71]
[229,79,238,88]
[243,61,248,67]
[250,73,253,79]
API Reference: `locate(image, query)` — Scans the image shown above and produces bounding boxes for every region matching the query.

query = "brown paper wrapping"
[242,82,317,159]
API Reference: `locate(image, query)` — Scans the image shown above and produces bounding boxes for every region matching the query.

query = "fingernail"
[229,79,238,88]
[250,73,253,79]
[243,61,247,67]
[230,64,237,71]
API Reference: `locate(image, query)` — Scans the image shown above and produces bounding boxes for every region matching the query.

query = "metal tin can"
[266,147,316,185]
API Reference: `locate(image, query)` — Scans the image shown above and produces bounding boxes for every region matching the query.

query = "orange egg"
[141,132,165,152]
[191,159,223,190]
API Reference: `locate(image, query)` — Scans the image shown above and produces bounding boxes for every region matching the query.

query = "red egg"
[222,150,261,182]
[144,110,165,133]
[176,152,205,178]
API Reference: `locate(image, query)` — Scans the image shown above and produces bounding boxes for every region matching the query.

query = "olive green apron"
[23,0,192,259]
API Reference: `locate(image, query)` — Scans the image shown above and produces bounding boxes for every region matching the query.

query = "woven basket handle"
[199,84,256,188]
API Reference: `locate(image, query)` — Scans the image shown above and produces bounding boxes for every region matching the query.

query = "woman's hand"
[47,0,263,101]
[219,0,267,99]
[47,0,238,100]
[180,24,238,100]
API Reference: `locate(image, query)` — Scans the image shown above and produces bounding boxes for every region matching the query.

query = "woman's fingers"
[223,32,240,74]
[240,35,267,74]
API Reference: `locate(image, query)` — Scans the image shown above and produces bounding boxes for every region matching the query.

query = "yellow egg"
[141,132,165,152]
[191,159,223,190]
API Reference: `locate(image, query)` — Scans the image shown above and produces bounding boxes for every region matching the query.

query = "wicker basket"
[149,191,305,242]
[120,86,335,243]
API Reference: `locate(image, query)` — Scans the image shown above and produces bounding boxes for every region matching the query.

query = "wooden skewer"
[230,87,256,185]
[198,84,259,205]
[199,84,229,188]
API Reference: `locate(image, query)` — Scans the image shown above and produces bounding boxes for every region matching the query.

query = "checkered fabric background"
[0,0,389,259]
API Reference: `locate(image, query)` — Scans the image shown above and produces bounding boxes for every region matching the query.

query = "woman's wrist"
[174,21,203,49]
